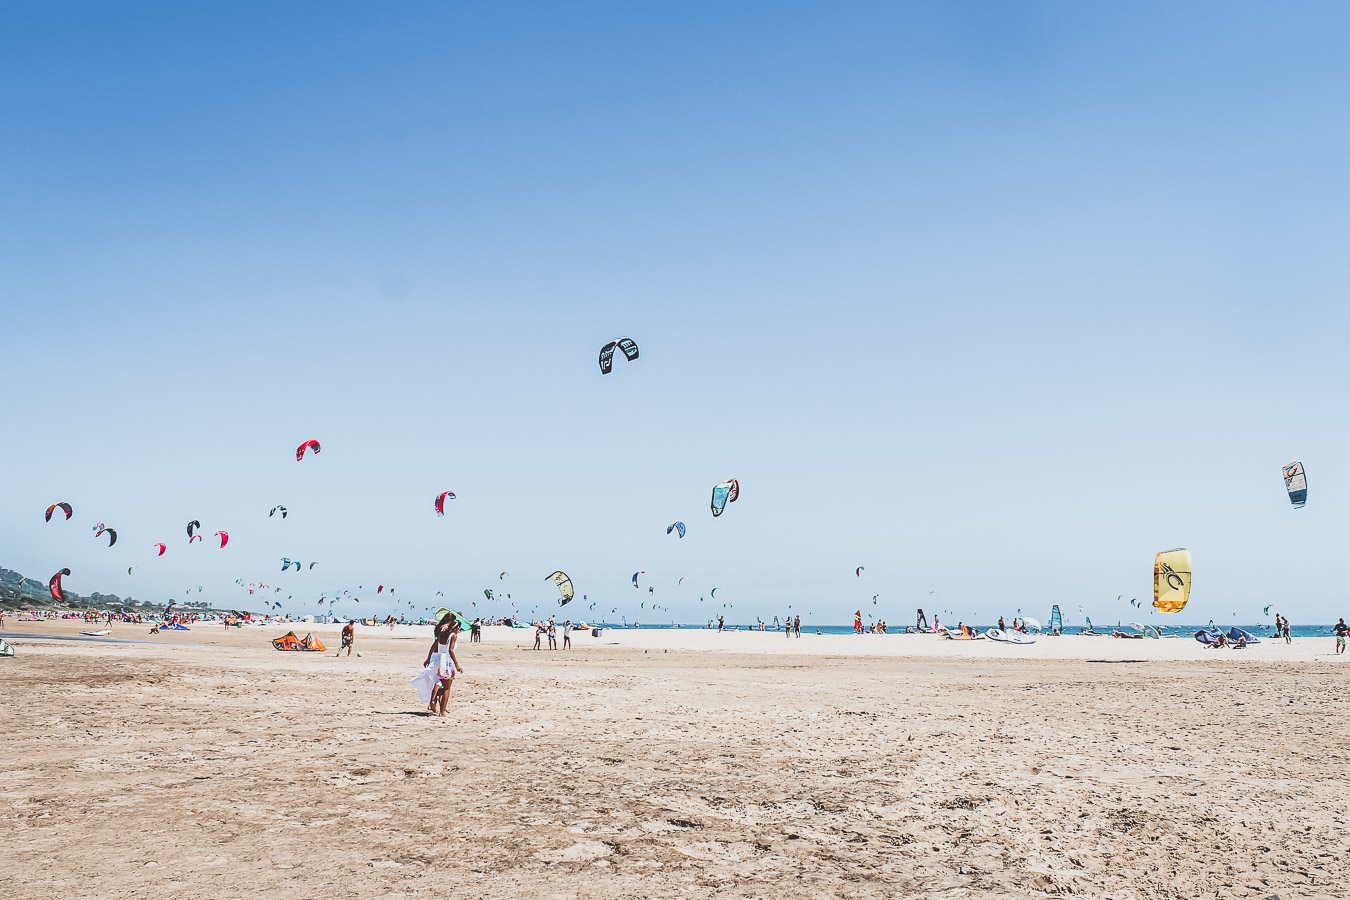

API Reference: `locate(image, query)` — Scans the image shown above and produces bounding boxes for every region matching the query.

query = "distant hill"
[0,564,145,611]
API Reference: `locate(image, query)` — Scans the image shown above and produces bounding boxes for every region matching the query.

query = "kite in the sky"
[632,571,644,588]
[711,479,740,517]
[1153,548,1192,614]
[435,491,456,516]
[546,571,575,606]
[95,526,117,547]
[128,566,136,575]
[499,572,509,580]
[377,585,384,594]
[270,505,288,519]
[309,562,317,570]
[678,577,687,586]
[483,589,493,600]
[296,439,321,461]
[153,543,167,556]
[49,568,70,602]
[1282,462,1307,509]
[45,502,73,522]
[856,566,864,577]
[597,338,639,374]
[667,521,686,539]
[710,588,720,598]
[186,520,201,541]
[215,531,229,549]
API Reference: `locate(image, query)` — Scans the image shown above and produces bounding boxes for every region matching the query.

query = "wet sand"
[2,620,1347,899]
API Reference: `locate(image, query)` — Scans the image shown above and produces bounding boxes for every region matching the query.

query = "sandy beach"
[1,620,1346,899]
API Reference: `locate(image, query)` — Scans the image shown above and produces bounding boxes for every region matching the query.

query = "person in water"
[424,616,464,717]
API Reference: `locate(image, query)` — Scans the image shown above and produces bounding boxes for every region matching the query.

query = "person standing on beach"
[717,615,724,633]
[1333,618,1347,654]
[793,615,801,638]
[1284,617,1293,644]
[533,622,544,650]
[338,620,355,657]
[423,616,464,717]
[547,620,558,650]
[563,620,572,650]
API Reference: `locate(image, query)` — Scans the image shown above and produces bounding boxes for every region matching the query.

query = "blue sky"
[3,2,1349,625]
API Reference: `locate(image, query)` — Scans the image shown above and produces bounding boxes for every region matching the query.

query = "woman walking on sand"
[424,615,464,717]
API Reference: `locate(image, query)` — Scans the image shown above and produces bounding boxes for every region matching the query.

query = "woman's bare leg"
[437,677,452,716]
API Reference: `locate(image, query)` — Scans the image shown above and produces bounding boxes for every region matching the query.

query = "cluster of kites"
[34,331,1307,625]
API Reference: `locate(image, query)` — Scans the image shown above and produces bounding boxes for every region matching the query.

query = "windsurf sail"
[1153,548,1192,614]
[1049,605,1063,634]
[1282,461,1307,509]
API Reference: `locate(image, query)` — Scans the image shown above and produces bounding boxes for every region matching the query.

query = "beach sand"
[2,620,1347,899]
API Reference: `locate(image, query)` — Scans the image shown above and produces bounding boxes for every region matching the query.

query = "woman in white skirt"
[423,615,464,717]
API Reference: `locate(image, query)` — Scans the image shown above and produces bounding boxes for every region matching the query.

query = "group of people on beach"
[531,618,572,650]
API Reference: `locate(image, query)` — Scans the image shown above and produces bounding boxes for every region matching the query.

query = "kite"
[1263,604,1272,616]
[309,562,317,570]
[483,589,493,600]
[546,571,575,606]
[270,505,288,518]
[435,491,456,516]
[710,479,740,517]
[667,521,686,539]
[1153,548,1192,614]
[678,577,687,586]
[632,571,644,588]
[1282,462,1307,509]
[499,572,508,580]
[710,588,720,598]
[44,502,73,522]
[186,520,201,540]
[597,338,639,375]
[49,568,70,602]
[95,526,117,548]
[296,439,321,461]
[127,566,136,575]
[377,585,384,594]
[856,566,864,577]
[153,543,167,556]
[215,531,229,549]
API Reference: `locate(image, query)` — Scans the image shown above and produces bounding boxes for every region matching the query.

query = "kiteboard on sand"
[985,628,1035,644]
[0,639,13,657]
[79,629,112,636]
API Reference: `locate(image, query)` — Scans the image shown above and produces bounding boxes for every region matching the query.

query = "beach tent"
[0,639,13,657]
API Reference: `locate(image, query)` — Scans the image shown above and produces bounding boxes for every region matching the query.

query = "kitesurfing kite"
[186,520,201,541]
[856,566,864,577]
[153,543,166,557]
[127,566,136,575]
[296,439,321,461]
[667,521,686,538]
[1153,548,1192,614]
[499,572,508,580]
[546,571,575,606]
[710,479,740,517]
[435,491,456,516]
[1282,462,1307,509]
[632,571,644,588]
[49,568,70,602]
[270,505,288,518]
[597,338,639,374]
[44,502,73,522]
[95,526,117,547]
[309,562,317,570]
[215,531,229,549]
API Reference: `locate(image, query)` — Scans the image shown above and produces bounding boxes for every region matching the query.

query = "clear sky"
[3,2,1349,626]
